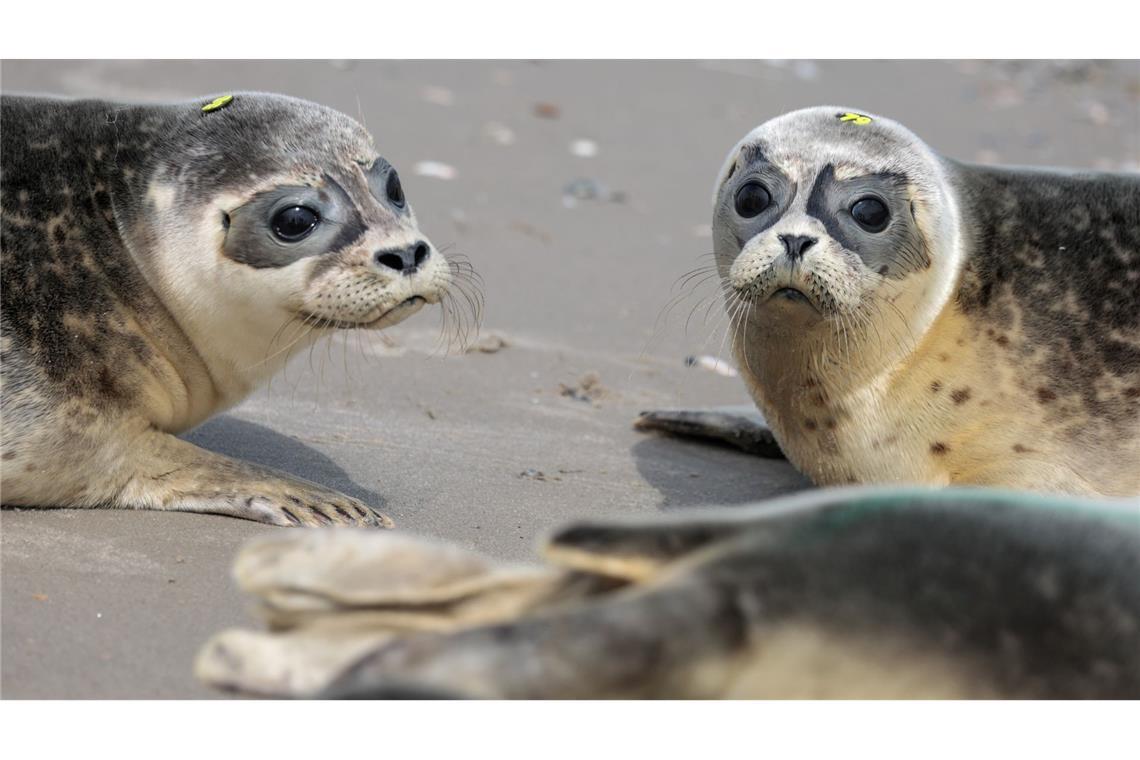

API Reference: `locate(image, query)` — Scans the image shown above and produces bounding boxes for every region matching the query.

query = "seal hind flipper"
[318,579,745,699]
[634,406,784,457]
[541,514,756,581]
[229,529,573,629]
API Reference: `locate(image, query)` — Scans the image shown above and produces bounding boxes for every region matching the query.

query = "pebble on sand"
[534,102,561,119]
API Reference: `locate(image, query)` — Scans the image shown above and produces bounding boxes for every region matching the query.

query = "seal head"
[127,92,455,398]
[713,106,962,381]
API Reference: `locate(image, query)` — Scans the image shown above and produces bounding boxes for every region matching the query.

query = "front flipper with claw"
[116,429,393,528]
[634,405,784,458]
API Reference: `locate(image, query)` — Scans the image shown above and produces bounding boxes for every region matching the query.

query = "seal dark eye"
[386,170,405,208]
[734,182,771,218]
[271,206,319,241]
[850,197,890,232]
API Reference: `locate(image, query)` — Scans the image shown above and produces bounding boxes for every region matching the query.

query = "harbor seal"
[639,107,1140,498]
[1,92,479,527]
[195,487,1140,698]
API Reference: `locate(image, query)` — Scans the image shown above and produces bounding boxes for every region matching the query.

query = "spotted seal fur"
[639,107,1140,497]
[1,92,479,527]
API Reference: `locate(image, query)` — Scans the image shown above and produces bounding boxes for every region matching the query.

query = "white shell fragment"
[570,139,598,158]
[684,355,739,377]
[413,161,458,181]
[483,121,516,146]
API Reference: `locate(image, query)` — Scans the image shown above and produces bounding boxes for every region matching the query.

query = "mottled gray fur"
[1,92,453,526]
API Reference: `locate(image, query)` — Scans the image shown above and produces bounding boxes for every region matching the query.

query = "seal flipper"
[115,430,392,528]
[634,406,784,458]
[318,579,744,699]
[541,515,752,582]
[228,529,577,629]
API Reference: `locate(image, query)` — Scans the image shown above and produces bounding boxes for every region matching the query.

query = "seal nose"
[779,235,817,260]
[374,242,430,275]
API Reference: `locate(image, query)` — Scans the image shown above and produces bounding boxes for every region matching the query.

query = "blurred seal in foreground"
[638,107,1140,497]
[1,92,481,527]
[196,487,1140,699]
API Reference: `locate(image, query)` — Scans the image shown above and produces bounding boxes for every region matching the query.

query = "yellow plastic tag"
[838,112,873,126]
[202,95,234,113]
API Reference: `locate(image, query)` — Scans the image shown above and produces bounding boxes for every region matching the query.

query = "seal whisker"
[640,268,723,359]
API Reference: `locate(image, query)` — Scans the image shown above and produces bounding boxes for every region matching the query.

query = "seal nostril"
[376,251,405,271]
[413,243,429,267]
[780,235,817,260]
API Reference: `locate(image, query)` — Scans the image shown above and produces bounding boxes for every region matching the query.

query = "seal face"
[0,92,478,527]
[704,106,1139,496]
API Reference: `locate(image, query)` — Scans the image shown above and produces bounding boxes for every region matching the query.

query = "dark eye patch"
[805,164,928,277]
[365,158,408,212]
[222,176,365,268]
[718,145,796,247]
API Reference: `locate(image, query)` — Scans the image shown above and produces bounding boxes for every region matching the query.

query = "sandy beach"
[1,59,1137,698]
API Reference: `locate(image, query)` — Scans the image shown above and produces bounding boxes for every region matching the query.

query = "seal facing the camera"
[639,106,1139,497]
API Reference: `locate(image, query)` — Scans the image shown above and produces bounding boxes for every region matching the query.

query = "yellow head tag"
[838,112,873,126]
[202,95,234,113]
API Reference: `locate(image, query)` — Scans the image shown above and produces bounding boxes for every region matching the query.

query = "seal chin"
[298,296,427,330]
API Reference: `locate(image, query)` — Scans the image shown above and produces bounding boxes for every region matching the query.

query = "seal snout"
[778,234,817,260]
[374,241,431,275]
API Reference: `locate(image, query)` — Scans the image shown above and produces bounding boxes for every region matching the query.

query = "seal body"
[195,488,1140,699]
[1,92,465,526]
[711,107,1140,497]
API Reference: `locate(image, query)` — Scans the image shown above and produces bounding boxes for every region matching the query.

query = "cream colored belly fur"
[737,307,1139,498]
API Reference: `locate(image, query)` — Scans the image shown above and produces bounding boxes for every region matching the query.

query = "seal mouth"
[771,287,809,303]
[755,285,822,315]
[769,287,824,311]
[298,296,427,330]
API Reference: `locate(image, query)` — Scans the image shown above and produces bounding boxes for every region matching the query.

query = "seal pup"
[194,488,1140,699]
[1,92,480,527]
[639,107,1140,497]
